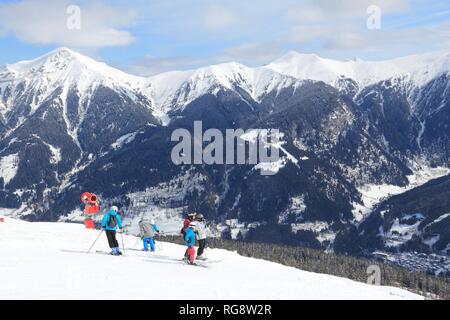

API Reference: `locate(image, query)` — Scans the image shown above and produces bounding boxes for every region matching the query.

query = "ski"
[96,250,125,256]
[181,258,211,268]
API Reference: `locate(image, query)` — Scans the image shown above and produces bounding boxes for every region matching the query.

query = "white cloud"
[203,5,239,31]
[282,0,450,55]
[128,55,211,76]
[0,0,135,48]
[296,0,409,17]
[219,43,285,66]
[129,42,285,76]
[324,32,368,50]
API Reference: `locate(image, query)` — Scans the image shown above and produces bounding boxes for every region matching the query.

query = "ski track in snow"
[0,217,422,300]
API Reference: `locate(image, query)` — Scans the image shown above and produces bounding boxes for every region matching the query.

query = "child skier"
[183,221,197,264]
[195,213,208,260]
[139,218,160,252]
[101,206,123,255]
[181,212,196,236]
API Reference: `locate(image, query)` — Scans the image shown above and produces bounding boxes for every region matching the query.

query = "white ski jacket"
[195,221,208,240]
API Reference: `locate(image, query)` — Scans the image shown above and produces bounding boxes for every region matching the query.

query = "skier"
[101,206,123,255]
[183,221,197,264]
[195,213,208,260]
[139,218,160,252]
[181,212,196,236]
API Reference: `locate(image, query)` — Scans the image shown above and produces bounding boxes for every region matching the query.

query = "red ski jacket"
[182,218,191,234]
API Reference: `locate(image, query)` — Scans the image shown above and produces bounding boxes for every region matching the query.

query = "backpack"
[108,214,117,228]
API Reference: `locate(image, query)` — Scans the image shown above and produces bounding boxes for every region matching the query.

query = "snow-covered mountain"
[0,47,145,107]
[266,50,450,89]
[3,47,448,125]
[0,47,154,129]
[0,216,422,299]
[145,62,301,121]
[0,48,449,265]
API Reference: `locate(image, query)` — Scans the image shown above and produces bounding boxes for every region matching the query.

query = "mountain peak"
[42,47,84,63]
[5,46,86,75]
[47,46,78,57]
[4,46,144,90]
[274,51,323,63]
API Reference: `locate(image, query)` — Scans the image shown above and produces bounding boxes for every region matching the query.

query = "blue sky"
[0,0,449,76]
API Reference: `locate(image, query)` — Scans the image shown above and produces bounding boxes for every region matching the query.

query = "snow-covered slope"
[266,50,450,89]
[0,216,421,300]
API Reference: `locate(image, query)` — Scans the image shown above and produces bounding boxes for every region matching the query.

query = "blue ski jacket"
[185,227,196,247]
[101,210,123,231]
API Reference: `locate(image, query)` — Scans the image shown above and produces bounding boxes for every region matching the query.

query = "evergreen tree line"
[158,235,450,299]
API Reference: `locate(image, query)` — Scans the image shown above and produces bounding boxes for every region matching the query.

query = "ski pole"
[155,238,163,251]
[87,229,103,253]
[160,230,181,235]
[120,231,125,253]
[156,233,163,251]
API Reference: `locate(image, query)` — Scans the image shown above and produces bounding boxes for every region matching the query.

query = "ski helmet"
[189,221,197,229]
[196,213,204,221]
[150,219,155,225]
[111,205,118,212]
[188,212,196,220]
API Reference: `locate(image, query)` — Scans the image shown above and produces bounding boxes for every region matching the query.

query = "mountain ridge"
[3,47,450,125]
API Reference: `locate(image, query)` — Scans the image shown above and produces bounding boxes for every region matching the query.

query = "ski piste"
[0,217,424,299]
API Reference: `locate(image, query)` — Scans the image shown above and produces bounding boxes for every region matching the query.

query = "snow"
[279,195,306,224]
[254,158,287,175]
[31,135,61,164]
[111,131,140,150]
[428,213,450,226]
[266,50,450,89]
[0,216,422,300]
[0,153,19,185]
[384,214,425,247]
[353,165,450,222]
[416,119,426,151]
[290,221,336,245]
[241,129,300,175]
[291,221,328,233]
[48,144,62,164]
